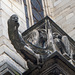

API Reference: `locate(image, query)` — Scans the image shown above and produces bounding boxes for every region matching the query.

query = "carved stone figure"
[28,29,39,46]
[53,32,64,54]
[38,29,47,48]
[8,14,25,50]
[62,35,71,56]
[53,32,71,56]
[24,28,53,61]
[7,15,52,66]
[8,14,40,66]
[23,28,53,56]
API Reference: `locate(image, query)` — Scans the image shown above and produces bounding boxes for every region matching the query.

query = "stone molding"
[0,53,26,75]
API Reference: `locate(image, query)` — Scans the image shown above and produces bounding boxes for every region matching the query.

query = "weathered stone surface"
[9,0,25,13]
[23,52,75,75]
[54,15,63,22]
[54,0,62,6]
[1,1,14,16]
[0,0,28,73]
[68,29,75,37]
[72,35,75,41]
[2,0,12,8]
[63,53,71,60]
[0,0,75,74]
[66,13,74,20]
[0,45,28,69]
[0,36,16,52]
[49,0,75,40]
[0,29,3,37]
[0,53,26,74]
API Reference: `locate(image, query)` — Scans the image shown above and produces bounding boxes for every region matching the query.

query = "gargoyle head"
[10,14,18,23]
[8,14,19,30]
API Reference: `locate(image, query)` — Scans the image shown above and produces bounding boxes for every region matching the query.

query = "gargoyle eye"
[13,17,15,19]
[12,16,18,20]
[12,16,15,19]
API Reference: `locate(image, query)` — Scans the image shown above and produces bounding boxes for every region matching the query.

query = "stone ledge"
[0,53,26,74]
[63,53,71,60]
[0,68,15,75]
[0,45,28,70]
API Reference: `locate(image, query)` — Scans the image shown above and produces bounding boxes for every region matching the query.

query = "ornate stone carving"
[48,68,65,75]
[8,14,25,50]
[8,15,73,69]
[53,32,71,56]
[8,15,39,67]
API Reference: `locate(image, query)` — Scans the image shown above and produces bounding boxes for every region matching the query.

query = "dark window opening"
[31,0,44,24]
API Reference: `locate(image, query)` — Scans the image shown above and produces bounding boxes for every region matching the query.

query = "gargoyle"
[8,14,39,66]
[8,15,53,66]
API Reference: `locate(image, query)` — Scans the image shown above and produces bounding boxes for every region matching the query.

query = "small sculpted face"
[10,14,18,23]
[8,14,19,28]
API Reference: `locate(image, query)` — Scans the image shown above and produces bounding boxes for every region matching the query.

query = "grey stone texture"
[50,0,75,41]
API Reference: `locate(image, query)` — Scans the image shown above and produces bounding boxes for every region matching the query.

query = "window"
[31,0,44,24]
[23,0,29,28]
[23,0,44,27]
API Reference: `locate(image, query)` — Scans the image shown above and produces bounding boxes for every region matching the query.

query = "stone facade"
[25,0,75,40]
[0,0,28,74]
[0,0,75,74]
[46,0,75,41]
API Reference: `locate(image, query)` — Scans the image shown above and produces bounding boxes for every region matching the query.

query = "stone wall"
[0,0,75,74]
[48,0,75,41]
[0,0,28,74]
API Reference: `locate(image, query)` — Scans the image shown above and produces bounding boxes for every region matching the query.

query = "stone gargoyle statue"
[8,14,39,67]
[7,14,54,68]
